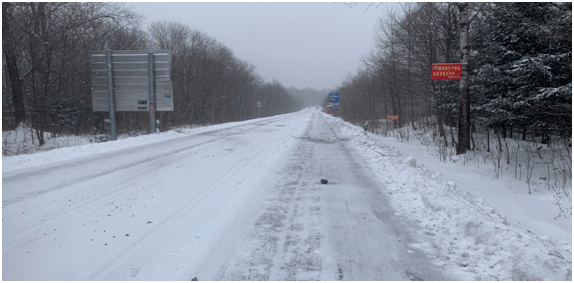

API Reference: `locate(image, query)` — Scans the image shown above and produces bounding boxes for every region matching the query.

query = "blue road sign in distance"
[329,93,339,104]
[331,106,338,111]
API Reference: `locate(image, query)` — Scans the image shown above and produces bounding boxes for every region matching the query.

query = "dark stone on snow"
[191,277,198,281]
[320,179,328,184]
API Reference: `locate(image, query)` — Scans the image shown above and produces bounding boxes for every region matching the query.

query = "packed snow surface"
[2,109,571,280]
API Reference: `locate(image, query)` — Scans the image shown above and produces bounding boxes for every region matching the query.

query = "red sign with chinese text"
[431,63,461,80]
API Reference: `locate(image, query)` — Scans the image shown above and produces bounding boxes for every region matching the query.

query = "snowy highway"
[3,109,443,280]
[3,109,571,280]
[217,111,444,280]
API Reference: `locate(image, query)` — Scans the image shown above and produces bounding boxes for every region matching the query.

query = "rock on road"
[2,109,446,280]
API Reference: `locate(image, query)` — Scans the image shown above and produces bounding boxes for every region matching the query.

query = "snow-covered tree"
[473,2,572,140]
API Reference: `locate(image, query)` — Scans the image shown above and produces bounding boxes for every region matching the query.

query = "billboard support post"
[106,50,117,140]
[257,101,262,118]
[148,52,156,134]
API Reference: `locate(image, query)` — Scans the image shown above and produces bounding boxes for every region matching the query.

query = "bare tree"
[2,3,26,128]
[2,3,143,144]
[455,2,471,154]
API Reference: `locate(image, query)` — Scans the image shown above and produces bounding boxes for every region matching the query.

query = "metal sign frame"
[90,50,174,139]
[90,50,173,112]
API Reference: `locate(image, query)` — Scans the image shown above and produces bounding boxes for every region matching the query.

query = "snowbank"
[2,116,277,173]
[323,113,572,281]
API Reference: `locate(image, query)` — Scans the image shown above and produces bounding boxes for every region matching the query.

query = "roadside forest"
[2,2,302,146]
[334,2,571,149]
[333,2,571,217]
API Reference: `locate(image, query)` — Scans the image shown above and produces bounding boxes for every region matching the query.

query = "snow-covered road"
[3,108,571,280]
[217,111,445,280]
[3,111,309,280]
[2,109,444,280]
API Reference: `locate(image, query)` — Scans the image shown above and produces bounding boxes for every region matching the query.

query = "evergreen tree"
[473,2,572,138]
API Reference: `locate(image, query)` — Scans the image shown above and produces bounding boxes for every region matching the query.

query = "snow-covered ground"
[2,116,284,173]
[2,109,572,280]
[323,113,572,280]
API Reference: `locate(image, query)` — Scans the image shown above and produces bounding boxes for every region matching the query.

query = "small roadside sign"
[329,93,339,105]
[431,63,461,80]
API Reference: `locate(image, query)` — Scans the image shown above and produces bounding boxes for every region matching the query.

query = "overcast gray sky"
[129,2,395,90]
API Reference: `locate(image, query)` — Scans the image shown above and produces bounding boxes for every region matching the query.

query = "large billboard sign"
[90,50,174,139]
[90,50,174,112]
[431,63,461,80]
